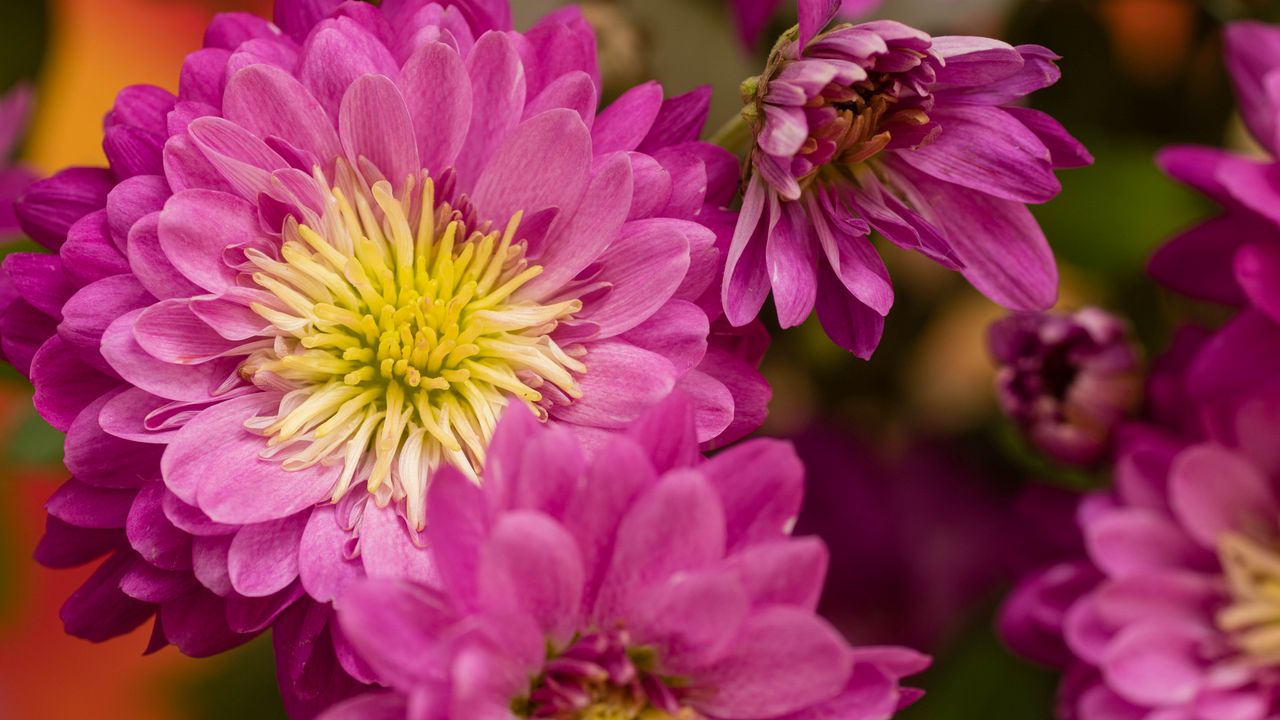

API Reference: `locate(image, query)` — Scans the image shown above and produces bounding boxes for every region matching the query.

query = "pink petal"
[339,74,419,187]
[477,510,585,643]
[228,513,309,597]
[1169,444,1276,548]
[400,41,472,175]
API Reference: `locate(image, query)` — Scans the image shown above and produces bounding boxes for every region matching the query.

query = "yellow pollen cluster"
[1217,532,1280,664]
[239,165,585,529]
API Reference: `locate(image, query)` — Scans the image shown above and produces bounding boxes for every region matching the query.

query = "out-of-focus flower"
[724,14,1091,357]
[989,308,1143,466]
[0,84,36,238]
[327,397,929,720]
[0,0,767,714]
[1001,373,1280,718]
[1152,22,1280,330]
[729,0,882,51]
[793,424,1017,652]
[1000,22,1280,718]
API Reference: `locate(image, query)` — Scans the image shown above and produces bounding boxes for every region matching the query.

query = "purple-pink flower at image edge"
[328,396,929,720]
[1149,22,1280,327]
[0,83,36,238]
[989,308,1142,467]
[1000,21,1280,719]
[725,11,1092,357]
[729,0,882,51]
[0,0,770,714]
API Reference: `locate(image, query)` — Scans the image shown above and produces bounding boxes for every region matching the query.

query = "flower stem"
[709,113,750,154]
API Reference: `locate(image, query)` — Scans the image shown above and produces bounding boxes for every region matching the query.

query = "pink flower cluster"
[1001,22,1280,720]
[0,0,1107,717]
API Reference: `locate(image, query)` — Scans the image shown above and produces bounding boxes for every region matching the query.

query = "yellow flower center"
[238,164,585,528]
[1218,531,1280,664]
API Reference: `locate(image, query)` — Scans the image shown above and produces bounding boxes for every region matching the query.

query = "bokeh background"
[1,0,1276,717]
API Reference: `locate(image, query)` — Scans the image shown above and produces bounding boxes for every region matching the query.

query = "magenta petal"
[158,189,259,294]
[1085,508,1209,578]
[724,537,828,611]
[551,340,677,430]
[898,105,1059,204]
[723,176,775,326]
[105,174,169,253]
[60,210,130,286]
[228,513,309,597]
[563,436,657,605]
[128,212,206,300]
[126,482,193,571]
[35,517,119,569]
[359,502,436,586]
[300,18,400,119]
[64,393,164,488]
[339,74,419,187]
[768,201,819,328]
[223,64,343,164]
[673,370,734,443]
[1101,621,1207,707]
[622,300,709,375]
[46,479,136,529]
[894,167,1058,310]
[797,0,842,49]
[477,510,585,643]
[426,466,490,609]
[160,587,250,657]
[192,535,234,595]
[632,570,749,673]
[809,195,893,316]
[335,579,457,688]
[134,299,238,364]
[523,71,597,128]
[15,167,115,250]
[162,394,339,523]
[931,36,1024,86]
[455,31,526,187]
[101,310,233,402]
[1224,22,1280,154]
[1003,106,1094,169]
[696,607,852,719]
[1236,241,1280,324]
[579,219,691,337]
[60,552,154,642]
[594,470,726,621]
[520,152,632,299]
[471,108,591,226]
[400,42,472,175]
[299,505,363,603]
[593,82,664,154]
[274,0,344,40]
[1147,214,1251,305]
[58,274,152,372]
[321,692,409,720]
[30,336,118,432]
[815,264,885,358]
[1169,444,1276,548]
[700,438,803,552]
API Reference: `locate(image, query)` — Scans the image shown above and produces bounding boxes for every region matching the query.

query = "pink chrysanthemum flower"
[724,12,1091,356]
[0,83,36,238]
[327,396,929,720]
[0,0,767,713]
[1000,22,1280,718]
[1152,22,1280,339]
[989,308,1143,467]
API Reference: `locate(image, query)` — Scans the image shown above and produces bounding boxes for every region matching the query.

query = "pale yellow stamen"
[1218,531,1280,664]
[240,164,583,529]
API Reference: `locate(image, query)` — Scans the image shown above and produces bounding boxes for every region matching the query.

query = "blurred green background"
[0,0,1272,717]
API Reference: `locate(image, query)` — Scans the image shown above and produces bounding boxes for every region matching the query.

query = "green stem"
[710,113,751,154]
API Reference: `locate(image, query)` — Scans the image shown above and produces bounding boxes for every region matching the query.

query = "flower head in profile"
[0,0,766,713]
[328,396,928,720]
[0,83,35,238]
[724,13,1091,356]
[989,308,1142,466]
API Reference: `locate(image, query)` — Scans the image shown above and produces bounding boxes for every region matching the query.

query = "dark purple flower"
[0,1,769,714]
[327,397,929,720]
[989,308,1143,466]
[724,15,1091,357]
